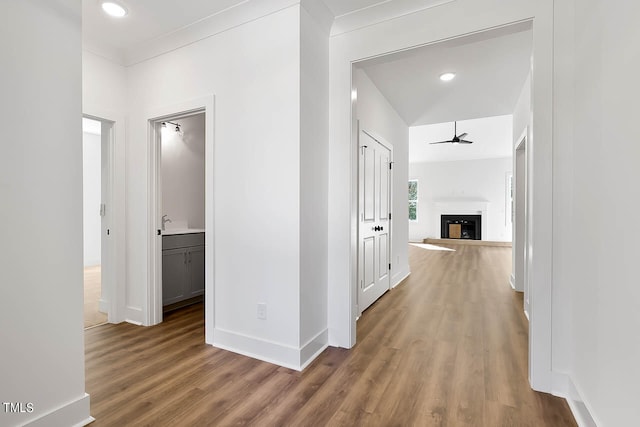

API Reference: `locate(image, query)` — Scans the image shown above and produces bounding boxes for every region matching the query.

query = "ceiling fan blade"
[429,140,453,144]
[457,132,468,139]
[458,139,474,144]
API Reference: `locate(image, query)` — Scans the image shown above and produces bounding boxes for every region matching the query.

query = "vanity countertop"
[162,228,205,236]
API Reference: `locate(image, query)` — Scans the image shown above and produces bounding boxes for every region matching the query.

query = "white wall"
[125,5,306,366]
[553,0,640,424]
[0,1,91,426]
[83,131,102,266]
[354,68,410,285]
[161,114,205,229]
[299,5,330,363]
[82,49,127,114]
[409,157,512,242]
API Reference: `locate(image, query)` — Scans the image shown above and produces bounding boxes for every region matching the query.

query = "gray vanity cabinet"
[162,233,205,306]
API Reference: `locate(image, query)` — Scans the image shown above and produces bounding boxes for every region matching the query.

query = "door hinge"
[388,213,391,220]
[107,229,110,236]
[99,203,106,217]
[389,263,392,270]
[389,162,393,170]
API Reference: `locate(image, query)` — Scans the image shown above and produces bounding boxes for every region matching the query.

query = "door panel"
[362,237,375,291]
[358,130,392,314]
[363,147,375,221]
[379,150,389,220]
[378,233,388,280]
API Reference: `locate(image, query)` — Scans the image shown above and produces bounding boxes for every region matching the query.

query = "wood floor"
[84,265,108,329]
[85,244,576,426]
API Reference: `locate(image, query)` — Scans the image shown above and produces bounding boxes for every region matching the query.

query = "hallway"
[85,244,575,426]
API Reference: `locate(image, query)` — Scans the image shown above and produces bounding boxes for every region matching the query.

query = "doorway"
[159,113,206,314]
[146,96,214,343]
[358,129,393,315]
[82,116,113,328]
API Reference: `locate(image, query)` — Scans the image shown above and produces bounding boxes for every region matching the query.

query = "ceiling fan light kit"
[429,121,474,145]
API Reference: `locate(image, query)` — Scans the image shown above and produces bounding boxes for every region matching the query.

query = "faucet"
[162,214,172,231]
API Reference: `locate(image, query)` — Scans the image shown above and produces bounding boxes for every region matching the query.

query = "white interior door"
[358,130,392,314]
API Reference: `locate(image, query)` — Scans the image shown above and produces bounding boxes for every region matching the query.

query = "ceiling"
[83,1,530,163]
[356,22,532,127]
[409,115,513,163]
[82,0,415,61]
[83,0,246,57]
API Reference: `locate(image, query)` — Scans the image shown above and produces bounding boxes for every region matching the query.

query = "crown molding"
[123,0,300,66]
[330,0,456,37]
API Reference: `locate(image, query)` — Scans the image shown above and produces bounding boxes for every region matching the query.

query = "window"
[408,180,418,221]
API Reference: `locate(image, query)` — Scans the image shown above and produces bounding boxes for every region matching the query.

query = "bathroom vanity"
[161,230,205,310]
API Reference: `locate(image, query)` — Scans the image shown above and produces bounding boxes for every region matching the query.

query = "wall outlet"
[257,303,267,320]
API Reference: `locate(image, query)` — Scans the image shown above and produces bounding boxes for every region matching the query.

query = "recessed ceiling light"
[440,72,456,82]
[101,1,127,18]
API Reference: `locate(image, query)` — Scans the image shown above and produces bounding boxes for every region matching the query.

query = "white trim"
[81,110,126,325]
[331,0,455,37]
[527,1,555,391]
[125,306,143,325]
[300,329,329,370]
[213,328,326,371]
[565,377,599,427]
[145,96,216,346]
[123,0,300,66]
[391,270,410,289]
[24,393,92,427]
[98,298,109,314]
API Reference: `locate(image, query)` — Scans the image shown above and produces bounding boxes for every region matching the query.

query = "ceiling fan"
[429,121,473,144]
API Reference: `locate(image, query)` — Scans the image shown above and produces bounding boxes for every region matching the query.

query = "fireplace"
[441,215,481,240]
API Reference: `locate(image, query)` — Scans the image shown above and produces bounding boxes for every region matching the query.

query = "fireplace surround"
[441,214,482,240]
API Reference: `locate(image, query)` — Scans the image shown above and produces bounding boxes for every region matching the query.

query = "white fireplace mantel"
[434,199,490,240]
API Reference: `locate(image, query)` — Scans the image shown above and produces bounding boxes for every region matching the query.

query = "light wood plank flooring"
[85,244,576,426]
[85,265,107,329]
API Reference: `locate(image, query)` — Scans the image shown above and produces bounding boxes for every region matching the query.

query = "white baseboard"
[24,393,93,427]
[391,269,410,289]
[125,306,143,325]
[551,371,569,397]
[213,327,328,371]
[300,329,329,370]
[98,298,109,314]
[565,377,599,427]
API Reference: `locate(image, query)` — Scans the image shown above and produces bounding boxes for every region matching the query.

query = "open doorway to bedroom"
[82,116,111,328]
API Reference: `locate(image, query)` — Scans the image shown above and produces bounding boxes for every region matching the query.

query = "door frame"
[357,127,394,317]
[337,9,554,392]
[514,129,529,306]
[146,95,215,345]
[82,112,126,324]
